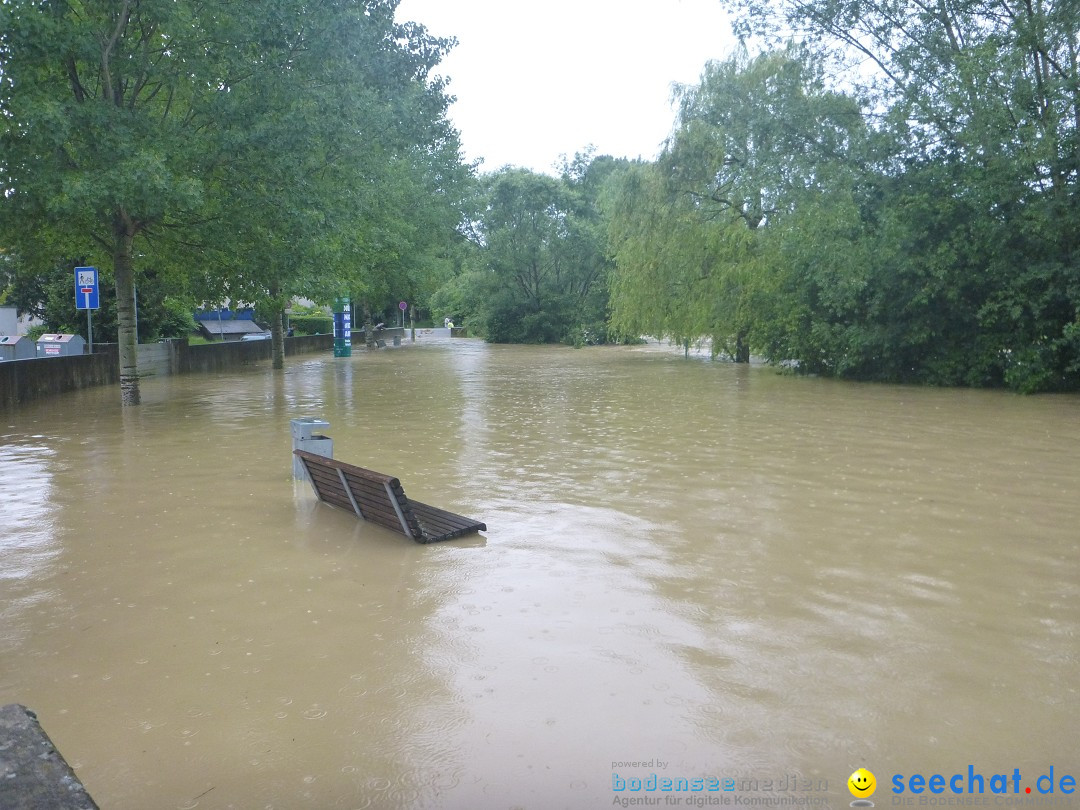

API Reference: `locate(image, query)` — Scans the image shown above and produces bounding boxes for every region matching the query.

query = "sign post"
[399,300,407,329]
[74,267,100,353]
[333,297,352,357]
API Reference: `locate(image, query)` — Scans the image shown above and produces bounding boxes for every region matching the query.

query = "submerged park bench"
[294,450,486,543]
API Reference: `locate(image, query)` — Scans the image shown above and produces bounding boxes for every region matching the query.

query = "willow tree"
[607,161,759,357]
[608,46,867,361]
[725,0,1080,389]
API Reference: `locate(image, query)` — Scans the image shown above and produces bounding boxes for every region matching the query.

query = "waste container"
[291,418,333,480]
[0,335,35,361]
[35,333,86,357]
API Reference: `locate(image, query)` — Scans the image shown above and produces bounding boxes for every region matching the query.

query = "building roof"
[196,319,265,337]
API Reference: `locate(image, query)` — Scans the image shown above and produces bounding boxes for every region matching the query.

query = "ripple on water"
[7,342,1080,809]
[0,446,63,654]
[373,684,409,700]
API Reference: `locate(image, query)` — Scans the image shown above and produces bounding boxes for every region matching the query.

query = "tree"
[725,0,1080,390]
[1,253,196,344]
[453,156,624,345]
[478,169,571,342]
[1,1,243,403]
[607,160,757,356]
[559,151,629,344]
[183,4,470,365]
[608,47,868,361]
[0,0,468,399]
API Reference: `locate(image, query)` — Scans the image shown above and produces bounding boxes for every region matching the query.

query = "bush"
[289,315,333,335]
[157,297,198,339]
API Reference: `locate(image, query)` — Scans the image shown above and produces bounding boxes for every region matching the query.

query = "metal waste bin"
[291,418,333,480]
[36,333,86,357]
[0,335,35,361]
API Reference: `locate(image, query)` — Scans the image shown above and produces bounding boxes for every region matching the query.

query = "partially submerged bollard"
[0,704,99,810]
[290,418,333,480]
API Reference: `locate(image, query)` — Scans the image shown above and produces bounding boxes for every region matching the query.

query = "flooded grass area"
[2,339,1079,809]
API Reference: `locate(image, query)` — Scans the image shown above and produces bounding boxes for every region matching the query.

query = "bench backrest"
[294,450,485,543]
[295,450,421,537]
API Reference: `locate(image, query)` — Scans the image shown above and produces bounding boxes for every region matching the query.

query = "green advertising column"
[333,298,352,357]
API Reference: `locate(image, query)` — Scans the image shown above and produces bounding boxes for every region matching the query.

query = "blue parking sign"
[74,266,99,310]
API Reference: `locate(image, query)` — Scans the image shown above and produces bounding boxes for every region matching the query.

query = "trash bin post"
[290,418,333,480]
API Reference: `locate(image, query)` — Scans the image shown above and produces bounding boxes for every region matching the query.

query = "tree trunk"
[362,299,376,349]
[271,308,285,369]
[113,211,140,406]
[269,281,285,370]
[734,329,750,363]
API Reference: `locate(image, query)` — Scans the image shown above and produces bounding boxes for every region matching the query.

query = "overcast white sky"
[394,0,738,175]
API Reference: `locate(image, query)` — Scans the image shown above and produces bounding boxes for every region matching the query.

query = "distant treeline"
[5,0,1079,396]
[436,0,1080,393]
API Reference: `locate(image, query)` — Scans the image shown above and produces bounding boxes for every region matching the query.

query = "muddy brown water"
[2,338,1079,809]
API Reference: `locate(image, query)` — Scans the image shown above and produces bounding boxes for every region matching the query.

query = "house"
[194,308,267,341]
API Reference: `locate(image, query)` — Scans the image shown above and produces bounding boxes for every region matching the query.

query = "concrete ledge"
[0,704,99,810]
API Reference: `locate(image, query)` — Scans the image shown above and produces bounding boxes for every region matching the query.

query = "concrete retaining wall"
[0,348,119,410]
[136,341,177,377]
[0,328,432,410]
[179,334,333,374]
[1,335,335,410]
[0,704,99,810]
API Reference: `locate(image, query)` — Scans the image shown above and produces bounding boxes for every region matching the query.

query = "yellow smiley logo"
[848,768,877,798]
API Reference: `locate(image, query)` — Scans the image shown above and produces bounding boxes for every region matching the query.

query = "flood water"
[2,337,1079,810]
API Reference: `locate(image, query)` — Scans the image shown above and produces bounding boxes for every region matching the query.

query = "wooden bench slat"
[298,453,398,485]
[409,500,484,530]
[306,468,356,514]
[410,502,486,543]
[340,477,418,532]
[337,472,421,536]
[340,476,394,502]
[302,458,409,530]
[295,450,485,543]
[410,508,474,534]
[410,500,486,529]
[415,501,484,528]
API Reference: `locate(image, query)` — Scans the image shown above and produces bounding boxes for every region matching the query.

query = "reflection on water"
[2,338,1079,809]
[0,441,60,657]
